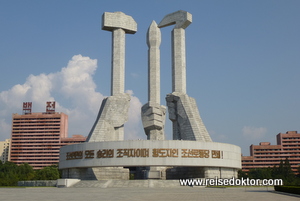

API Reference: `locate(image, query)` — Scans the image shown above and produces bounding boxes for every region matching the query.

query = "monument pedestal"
[134,167,166,180]
[166,167,205,179]
[203,167,238,178]
[146,167,166,179]
[62,167,129,180]
[59,11,242,183]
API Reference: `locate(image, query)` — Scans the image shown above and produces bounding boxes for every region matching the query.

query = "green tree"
[0,161,19,186]
[238,169,248,179]
[283,158,295,185]
[17,163,35,181]
[35,165,60,180]
[272,158,295,185]
[272,160,284,179]
[248,168,272,179]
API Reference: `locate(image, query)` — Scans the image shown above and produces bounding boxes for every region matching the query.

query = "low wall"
[18,180,57,187]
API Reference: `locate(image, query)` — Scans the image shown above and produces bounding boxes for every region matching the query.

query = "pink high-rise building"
[242,131,300,174]
[10,102,86,169]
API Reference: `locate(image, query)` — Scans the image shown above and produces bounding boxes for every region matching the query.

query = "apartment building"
[10,102,86,169]
[0,139,11,163]
[242,131,300,174]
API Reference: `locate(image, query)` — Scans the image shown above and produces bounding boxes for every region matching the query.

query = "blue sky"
[0,0,299,155]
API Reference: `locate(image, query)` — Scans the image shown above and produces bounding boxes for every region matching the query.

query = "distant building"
[10,102,86,169]
[0,139,11,163]
[242,131,300,174]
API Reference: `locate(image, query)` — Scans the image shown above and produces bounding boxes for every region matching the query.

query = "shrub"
[274,186,300,195]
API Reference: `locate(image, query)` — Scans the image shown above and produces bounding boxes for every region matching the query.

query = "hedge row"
[274,186,300,195]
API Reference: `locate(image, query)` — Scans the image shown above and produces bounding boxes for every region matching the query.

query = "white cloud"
[26,73,54,103]
[209,130,228,142]
[124,90,144,140]
[0,55,143,140]
[242,126,267,140]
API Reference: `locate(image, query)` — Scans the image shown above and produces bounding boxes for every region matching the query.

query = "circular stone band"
[59,140,241,169]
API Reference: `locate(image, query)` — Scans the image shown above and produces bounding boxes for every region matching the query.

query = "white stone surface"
[147,21,161,104]
[158,11,212,142]
[166,93,212,142]
[141,21,166,140]
[141,102,166,140]
[158,10,192,29]
[102,12,137,34]
[111,28,125,95]
[86,12,136,142]
[59,140,241,169]
[158,10,192,94]
[86,93,130,142]
[171,28,186,93]
[102,11,137,96]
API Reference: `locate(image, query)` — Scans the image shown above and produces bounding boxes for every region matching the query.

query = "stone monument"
[59,10,241,181]
[141,21,166,141]
[158,10,212,142]
[87,12,137,142]
[140,21,167,179]
[71,12,137,180]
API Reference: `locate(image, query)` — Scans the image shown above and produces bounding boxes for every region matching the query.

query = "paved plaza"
[0,186,299,201]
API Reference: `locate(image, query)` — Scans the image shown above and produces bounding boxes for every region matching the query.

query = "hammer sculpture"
[87,12,137,142]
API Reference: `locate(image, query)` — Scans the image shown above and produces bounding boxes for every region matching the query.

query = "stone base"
[61,166,238,180]
[134,167,166,179]
[166,167,204,179]
[61,167,129,180]
[166,167,238,179]
[57,179,81,187]
[204,167,238,178]
[147,167,166,179]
